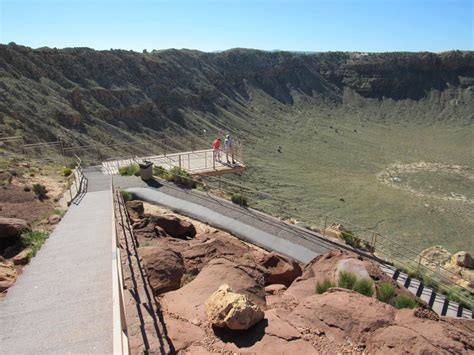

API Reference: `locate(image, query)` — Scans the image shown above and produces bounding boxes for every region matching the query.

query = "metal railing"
[65,155,87,205]
[111,181,130,354]
[101,145,244,175]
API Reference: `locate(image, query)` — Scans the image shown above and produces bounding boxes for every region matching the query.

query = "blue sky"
[1,0,472,52]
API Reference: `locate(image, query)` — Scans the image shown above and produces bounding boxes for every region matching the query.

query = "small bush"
[63,167,72,177]
[377,283,396,303]
[118,164,140,176]
[341,231,362,249]
[121,190,133,202]
[153,165,168,178]
[354,278,374,297]
[32,183,48,199]
[21,231,49,257]
[316,279,336,294]
[338,271,357,290]
[165,167,196,189]
[394,295,418,309]
[231,193,248,206]
[54,208,66,217]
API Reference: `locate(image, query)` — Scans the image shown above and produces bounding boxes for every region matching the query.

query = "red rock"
[0,217,30,239]
[48,214,61,224]
[140,247,185,294]
[162,257,266,324]
[126,200,144,220]
[287,288,396,343]
[150,215,196,239]
[265,284,287,295]
[261,252,302,287]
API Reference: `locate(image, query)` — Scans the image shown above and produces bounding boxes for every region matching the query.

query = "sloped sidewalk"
[0,171,113,353]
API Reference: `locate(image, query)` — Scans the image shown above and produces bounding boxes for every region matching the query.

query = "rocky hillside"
[0,44,473,146]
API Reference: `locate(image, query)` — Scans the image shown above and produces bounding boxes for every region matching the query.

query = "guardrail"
[101,145,244,175]
[111,180,130,354]
[65,155,86,206]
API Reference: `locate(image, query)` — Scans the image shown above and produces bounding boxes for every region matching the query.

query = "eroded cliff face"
[0,44,472,145]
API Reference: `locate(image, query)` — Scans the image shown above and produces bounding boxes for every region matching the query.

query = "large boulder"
[0,217,30,239]
[132,217,169,241]
[450,251,473,269]
[150,215,196,239]
[0,259,17,291]
[182,233,249,273]
[206,284,264,330]
[285,250,382,302]
[260,252,302,287]
[161,257,266,325]
[140,247,185,294]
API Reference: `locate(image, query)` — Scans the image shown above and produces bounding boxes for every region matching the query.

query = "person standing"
[212,137,221,162]
[224,134,236,164]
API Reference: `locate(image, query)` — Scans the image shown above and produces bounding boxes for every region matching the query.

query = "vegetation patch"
[354,278,374,297]
[377,282,396,303]
[231,193,248,206]
[121,190,134,202]
[164,167,196,189]
[119,164,140,176]
[32,183,48,200]
[62,167,72,177]
[394,295,418,309]
[21,231,49,258]
[54,208,66,217]
[316,279,336,294]
[338,271,357,290]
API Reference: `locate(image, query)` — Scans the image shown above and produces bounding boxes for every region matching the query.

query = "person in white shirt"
[224,134,236,164]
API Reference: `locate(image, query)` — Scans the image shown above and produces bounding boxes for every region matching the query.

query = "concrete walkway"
[0,169,113,353]
[115,176,339,263]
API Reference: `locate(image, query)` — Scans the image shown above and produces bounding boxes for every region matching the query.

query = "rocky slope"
[124,201,474,354]
[0,44,472,146]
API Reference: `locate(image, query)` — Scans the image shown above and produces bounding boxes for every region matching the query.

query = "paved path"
[115,176,340,263]
[0,169,113,354]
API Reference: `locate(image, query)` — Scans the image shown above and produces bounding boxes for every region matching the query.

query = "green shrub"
[118,164,140,176]
[354,278,374,297]
[231,193,248,206]
[21,231,49,257]
[165,167,196,189]
[316,279,336,294]
[153,165,168,178]
[54,208,66,217]
[377,283,396,303]
[341,231,362,249]
[63,167,72,177]
[338,271,357,290]
[32,183,48,199]
[394,295,418,309]
[121,190,133,202]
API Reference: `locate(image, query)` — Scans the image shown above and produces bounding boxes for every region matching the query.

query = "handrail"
[111,181,130,354]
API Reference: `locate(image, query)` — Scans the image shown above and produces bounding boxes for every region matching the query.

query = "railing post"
[179,154,182,169]
[371,231,377,253]
[188,153,190,171]
[322,216,328,237]
[417,255,422,274]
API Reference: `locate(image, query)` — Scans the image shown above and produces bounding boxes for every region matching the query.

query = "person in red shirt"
[212,137,221,162]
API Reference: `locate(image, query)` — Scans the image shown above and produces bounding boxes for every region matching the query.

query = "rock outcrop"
[450,251,473,269]
[260,252,302,287]
[205,284,264,330]
[0,217,30,239]
[140,247,185,294]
